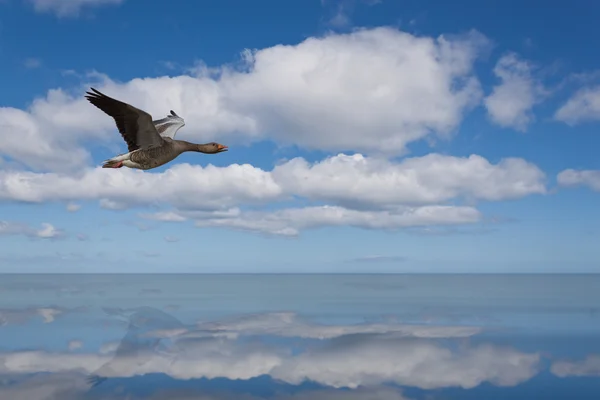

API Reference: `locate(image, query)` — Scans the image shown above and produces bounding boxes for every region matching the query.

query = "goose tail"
[102,152,131,168]
[102,160,123,168]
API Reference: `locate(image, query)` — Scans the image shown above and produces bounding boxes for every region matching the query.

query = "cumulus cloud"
[0,163,281,210]
[557,169,600,191]
[0,221,63,239]
[0,101,95,171]
[0,153,545,235]
[0,27,490,171]
[0,27,552,236]
[271,153,547,206]
[484,53,546,131]
[555,85,600,125]
[551,354,600,377]
[26,0,124,17]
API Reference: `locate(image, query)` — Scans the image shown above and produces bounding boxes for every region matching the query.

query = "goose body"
[84,88,227,170]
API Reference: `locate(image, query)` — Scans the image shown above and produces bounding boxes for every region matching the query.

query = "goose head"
[197,142,228,154]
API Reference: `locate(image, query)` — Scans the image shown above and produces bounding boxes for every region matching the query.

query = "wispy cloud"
[23,57,42,69]
[0,220,64,239]
[67,340,83,351]
[65,202,81,212]
[26,0,125,18]
[557,169,600,192]
[555,85,600,125]
[321,0,383,28]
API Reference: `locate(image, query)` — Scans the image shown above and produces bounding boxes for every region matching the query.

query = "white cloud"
[484,53,546,131]
[555,85,600,125]
[192,205,482,236]
[36,223,62,239]
[26,0,124,17]
[65,202,81,212]
[0,103,94,171]
[23,58,42,69]
[557,169,600,191]
[0,163,282,210]
[0,27,489,171]
[0,153,545,235]
[0,221,63,239]
[67,340,83,351]
[321,0,383,29]
[271,153,547,206]
[551,354,600,377]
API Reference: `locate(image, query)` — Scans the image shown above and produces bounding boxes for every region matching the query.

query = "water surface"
[0,274,598,399]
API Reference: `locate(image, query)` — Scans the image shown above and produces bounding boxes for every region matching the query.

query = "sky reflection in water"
[0,274,599,399]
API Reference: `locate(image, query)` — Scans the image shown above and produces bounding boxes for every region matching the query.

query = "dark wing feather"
[85,88,164,152]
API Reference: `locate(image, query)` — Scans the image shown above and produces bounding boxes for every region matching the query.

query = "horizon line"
[1,272,599,275]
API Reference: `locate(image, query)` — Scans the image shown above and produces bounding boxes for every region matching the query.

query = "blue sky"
[1,0,600,273]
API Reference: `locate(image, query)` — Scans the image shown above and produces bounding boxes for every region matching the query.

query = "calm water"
[0,274,598,399]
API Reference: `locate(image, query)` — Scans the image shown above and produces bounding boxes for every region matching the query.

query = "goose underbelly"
[130,148,179,170]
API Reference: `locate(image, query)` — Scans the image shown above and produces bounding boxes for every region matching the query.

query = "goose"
[85,88,228,170]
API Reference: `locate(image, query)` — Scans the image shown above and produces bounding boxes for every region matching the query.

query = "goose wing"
[153,110,186,140]
[85,88,164,152]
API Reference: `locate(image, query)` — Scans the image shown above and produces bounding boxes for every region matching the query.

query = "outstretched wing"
[85,88,164,152]
[152,110,186,139]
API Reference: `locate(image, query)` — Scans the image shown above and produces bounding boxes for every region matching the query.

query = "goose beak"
[217,144,228,152]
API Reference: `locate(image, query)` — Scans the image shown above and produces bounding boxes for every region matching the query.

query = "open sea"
[0,273,598,399]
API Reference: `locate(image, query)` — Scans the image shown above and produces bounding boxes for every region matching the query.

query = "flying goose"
[85,88,228,170]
